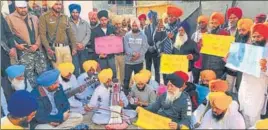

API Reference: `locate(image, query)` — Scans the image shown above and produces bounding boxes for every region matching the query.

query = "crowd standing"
[1,0,268,129]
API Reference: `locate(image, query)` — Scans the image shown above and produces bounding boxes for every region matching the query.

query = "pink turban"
[88,11,98,19]
[131,18,141,29]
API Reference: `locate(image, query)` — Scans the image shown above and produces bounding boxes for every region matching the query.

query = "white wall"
[63,1,93,22]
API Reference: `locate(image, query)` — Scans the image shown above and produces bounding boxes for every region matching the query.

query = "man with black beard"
[137,72,192,129]
[123,18,149,95]
[58,62,86,115]
[197,92,245,129]
[1,90,38,129]
[31,69,83,129]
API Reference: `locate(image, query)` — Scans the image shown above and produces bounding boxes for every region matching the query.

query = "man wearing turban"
[31,69,83,129]
[138,14,147,32]
[76,60,100,104]
[197,92,245,129]
[6,1,47,87]
[224,7,244,93]
[139,69,159,91]
[201,12,230,79]
[58,62,86,115]
[255,13,267,24]
[91,10,117,79]
[69,3,91,77]
[5,65,32,94]
[84,68,136,125]
[191,15,209,84]
[1,90,38,129]
[88,11,99,29]
[39,0,77,68]
[238,23,268,128]
[123,18,149,95]
[128,72,157,109]
[225,18,254,94]
[137,72,192,129]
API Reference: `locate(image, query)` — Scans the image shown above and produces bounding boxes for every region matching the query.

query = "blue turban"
[8,90,38,117]
[166,73,184,88]
[178,21,190,35]
[147,10,158,20]
[5,65,25,78]
[69,4,81,14]
[36,69,60,87]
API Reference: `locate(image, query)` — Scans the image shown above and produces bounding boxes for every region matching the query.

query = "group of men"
[1,0,268,129]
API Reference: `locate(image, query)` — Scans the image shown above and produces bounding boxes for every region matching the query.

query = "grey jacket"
[124,31,149,65]
[70,18,91,46]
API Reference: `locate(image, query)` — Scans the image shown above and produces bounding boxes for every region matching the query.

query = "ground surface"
[82,112,139,129]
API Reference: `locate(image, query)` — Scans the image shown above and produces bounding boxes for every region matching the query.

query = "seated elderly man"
[1,90,38,129]
[84,68,136,125]
[58,62,86,115]
[197,92,245,129]
[76,60,100,104]
[5,65,32,94]
[128,72,157,109]
[137,72,192,129]
[31,69,83,129]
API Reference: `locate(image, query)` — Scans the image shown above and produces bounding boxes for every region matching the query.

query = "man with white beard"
[5,65,32,94]
[137,72,192,129]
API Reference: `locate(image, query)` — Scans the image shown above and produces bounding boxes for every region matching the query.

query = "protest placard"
[200,34,235,57]
[225,43,264,78]
[160,54,189,74]
[134,107,172,129]
[95,36,123,54]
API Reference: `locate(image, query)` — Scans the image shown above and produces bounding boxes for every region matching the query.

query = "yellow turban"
[83,60,98,72]
[134,73,148,84]
[209,79,228,92]
[197,15,209,24]
[237,18,254,32]
[112,15,123,25]
[98,68,113,83]
[139,69,151,82]
[47,1,61,8]
[256,119,268,129]
[57,62,75,77]
[209,92,232,110]
[200,70,216,81]
[28,0,42,9]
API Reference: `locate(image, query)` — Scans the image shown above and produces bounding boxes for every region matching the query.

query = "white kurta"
[197,101,246,129]
[238,72,268,127]
[76,73,96,101]
[59,75,85,114]
[88,84,137,125]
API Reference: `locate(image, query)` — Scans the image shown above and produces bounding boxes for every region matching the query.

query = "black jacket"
[173,39,199,71]
[90,24,116,58]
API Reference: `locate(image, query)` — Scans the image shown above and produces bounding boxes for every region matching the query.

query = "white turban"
[15,1,27,8]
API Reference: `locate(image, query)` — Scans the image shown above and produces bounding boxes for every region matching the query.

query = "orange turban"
[209,92,232,110]
[227,7,243,19]
[197,15,209,24]
[167,6,183,18]
[251,23,268,39]
[57,62,75,77]
[209,79,228,92]
[210,12,225,25]
[134,73,148,84]
[83,60,98,72]
[200,70,216,81]
[88,11,98,19]
[98,68,113,83]
[237,18,254,32]
[256,119,268,129]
